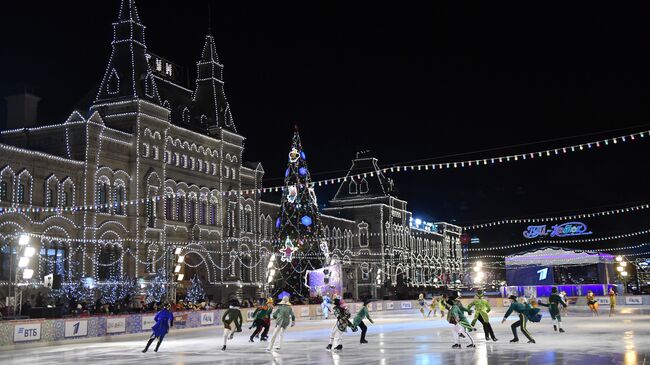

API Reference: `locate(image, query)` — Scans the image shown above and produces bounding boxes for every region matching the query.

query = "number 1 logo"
[73,322,80,335]
[537,268,548,281]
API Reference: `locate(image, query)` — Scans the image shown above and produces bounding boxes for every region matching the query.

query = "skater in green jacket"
[353,299,374,344]
[467,290,497,341]
[265,296,295,352]
[447,299,475,348]
[538,287,567,333]
[502,295,535,343]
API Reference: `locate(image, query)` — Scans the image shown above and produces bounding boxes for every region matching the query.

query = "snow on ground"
[0,307,648,365]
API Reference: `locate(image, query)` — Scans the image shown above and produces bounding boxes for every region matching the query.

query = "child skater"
[326,298,355,351]
[468,289,497,341]
[608,288,616,317]
[221,299,243,351]
[538,287,567,333]
[418,293,427,319]
[447,298,475,349]
[586,290,599,317]
[502,295,536,344]
[266,296,295,352]
[427,297,439,318]
[250,298,273,342]
[353,298,374,344]
[142,303,174,353]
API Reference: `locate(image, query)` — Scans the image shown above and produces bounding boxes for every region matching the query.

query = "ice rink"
[1,307,648,365]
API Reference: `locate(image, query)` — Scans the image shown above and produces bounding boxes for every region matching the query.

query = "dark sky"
[1,1,650,253]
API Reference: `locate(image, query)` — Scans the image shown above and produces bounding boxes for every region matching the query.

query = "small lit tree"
[185,275,206,304]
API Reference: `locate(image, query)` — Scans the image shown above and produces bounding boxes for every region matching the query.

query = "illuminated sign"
[523,221,592,239]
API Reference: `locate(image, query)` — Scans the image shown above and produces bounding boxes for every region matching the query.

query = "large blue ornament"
[285,168,290,177]
[301,215,312,227]
[299,167,308,176]
[300,151,306,160]
[276,218,281,228]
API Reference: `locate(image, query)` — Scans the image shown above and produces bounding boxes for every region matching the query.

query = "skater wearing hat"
[221,299,243,351]
[326,298,355,351]
[502,295,535,343]
[250,298,273,342]
[447,298,475,349]
[538,287,567,333]
[265,296,295,352]
[142,303,174,353]
[353,298,374,344]
[468,290,497,341]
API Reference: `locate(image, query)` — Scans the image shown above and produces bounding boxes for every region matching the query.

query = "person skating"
[427,297,439,318]
[142,303,174,353]
[501,295,536,343]
[447,298,475,348]
[439,295,447,318]
[418,293,427,319]
[608,288,616,317]
[353,299,374,344]
[265,296,295,352]
[586,290,599,317]
[560,291,569,317]
[321,293,332,319]
[221,299,243,351]
[326,298,355,351]
[250,298,273,342]
[468,290,497,341]
[538,287,567,333]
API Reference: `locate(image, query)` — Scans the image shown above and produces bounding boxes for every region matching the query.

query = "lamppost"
[615,255,628,294]
[473,261,485,286]
[12,234,35,316]
[173,247,184,302]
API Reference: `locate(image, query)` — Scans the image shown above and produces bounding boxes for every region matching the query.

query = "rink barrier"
[1,296,648,348]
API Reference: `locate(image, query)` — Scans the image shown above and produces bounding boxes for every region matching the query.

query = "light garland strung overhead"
[1,128,647,214]
[462,203,650,230]
[469,230,650,252]
[466,243,650,260]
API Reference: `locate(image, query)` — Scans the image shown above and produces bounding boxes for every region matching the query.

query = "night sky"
[1,1,649,253]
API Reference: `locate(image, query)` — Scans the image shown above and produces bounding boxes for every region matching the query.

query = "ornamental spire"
[94,0,160,104]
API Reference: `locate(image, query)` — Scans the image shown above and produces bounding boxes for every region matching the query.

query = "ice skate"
[221,345,226,351]
[559,328,565,333]
[510,338,519,343]
[527,340,536,344]
[326,344,332,351]
[492,337,498,342]
[467,344,476,348]
[360,339,368,344]
[553,325,557,332]
[334,345,343,351]
[452,344,461,349]
[249,337,254,343]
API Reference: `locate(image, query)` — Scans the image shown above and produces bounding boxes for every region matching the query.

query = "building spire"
[94,0,160,104]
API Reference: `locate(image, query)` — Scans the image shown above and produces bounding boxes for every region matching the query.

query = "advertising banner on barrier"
[13,323,41,342]
[174,313,189,327]
[106,317,126,334]
[596,297,610,305]
[387,302,394,310]
[625,296,643,305]
[141,316,156,331]
[400,301,412,309]
[65,320,88,338]
[376,302,383,311]
[301,307,310,317]
[200,312,215,325]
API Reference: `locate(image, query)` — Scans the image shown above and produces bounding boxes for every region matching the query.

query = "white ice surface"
[1,307,648,364]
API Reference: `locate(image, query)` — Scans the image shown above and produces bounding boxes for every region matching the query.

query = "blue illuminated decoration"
[300,151,306,160]
[276,218,281,228]
[299,167,308,176]
[523,221,592,239]
[285,168,290,177]
[301,215,313,226]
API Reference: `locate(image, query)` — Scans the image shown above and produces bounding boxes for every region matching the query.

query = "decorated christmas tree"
[185,275,206,304]
[97,275,138,305]
[146,269,168,304]
[270,128,329,299]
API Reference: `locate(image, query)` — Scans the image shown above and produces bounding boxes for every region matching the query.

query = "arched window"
[182,108,190,125]
[176,195,185,221]
[210,202,217,225]
[98,244,122,280]
[359,222,369,247]
[188,199,196,224]
[97,181,110,213]
[360,178,369,194]
[152,146,159,160]
[114,185,125,215]
[165,195,173,220]
[108,69,119,94]
[349,179,357,195]
[199,201,207,225]
[40,240,67,277]
[142,143,150,157]
[244,206,253,232]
